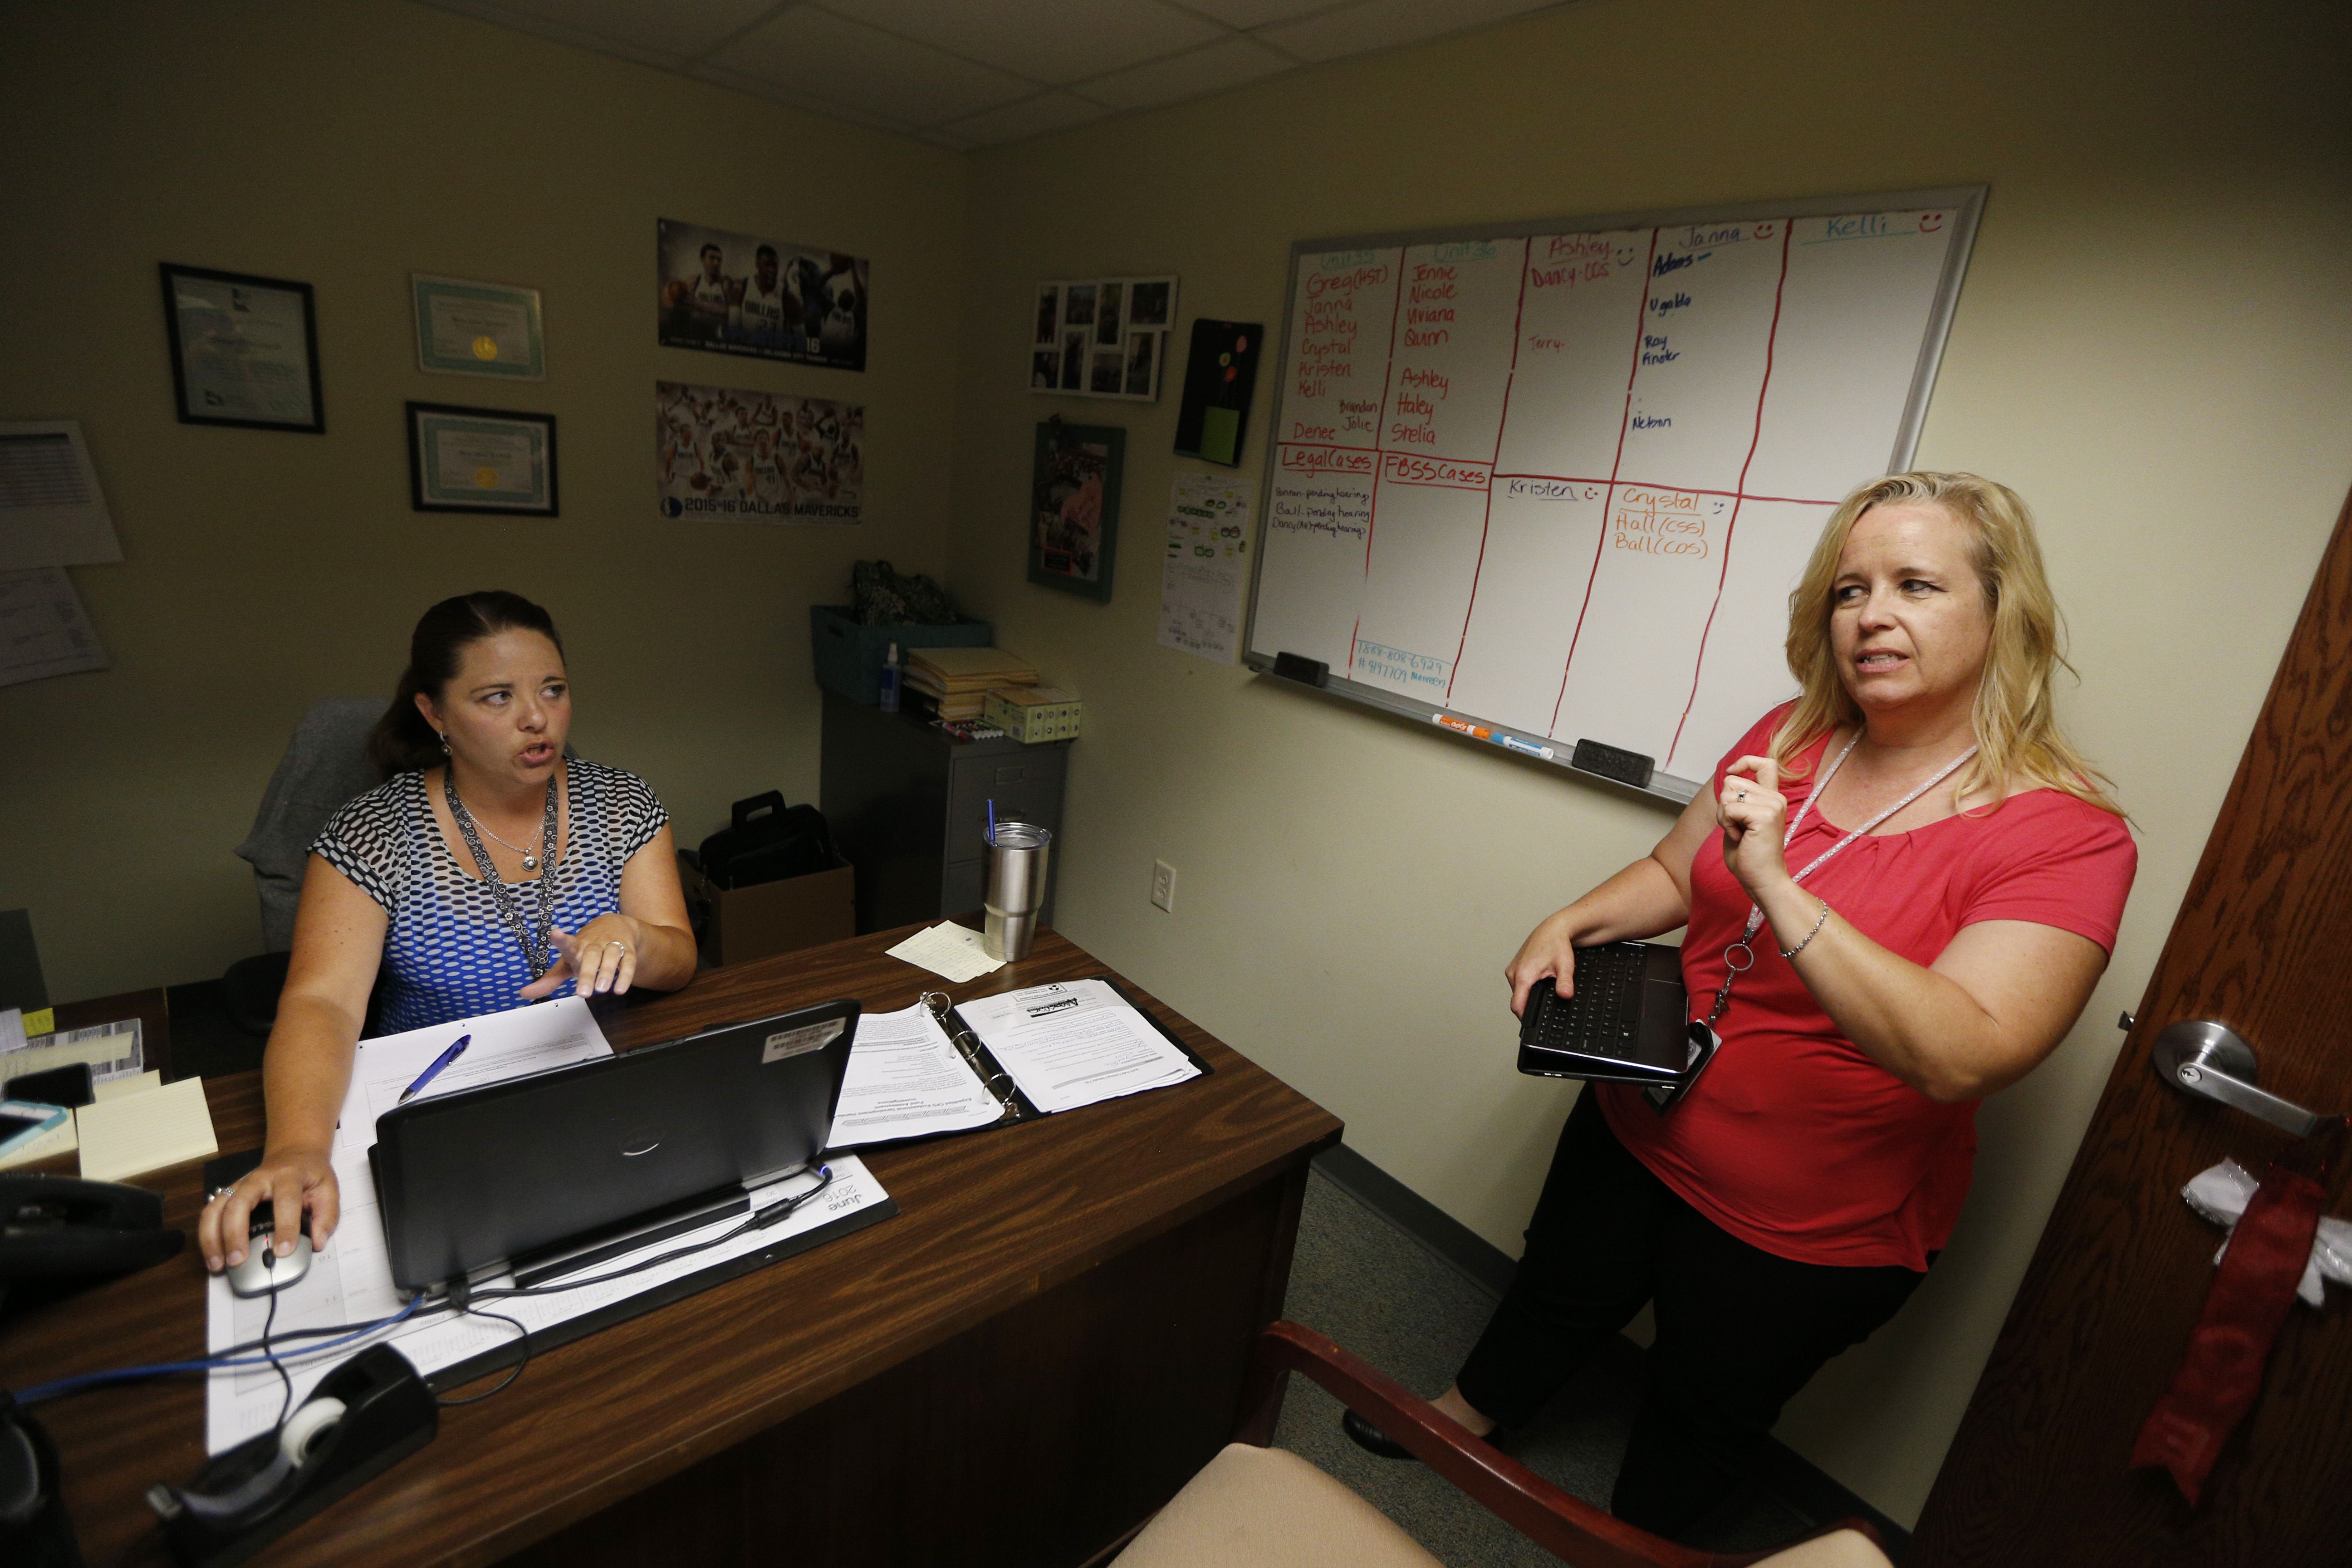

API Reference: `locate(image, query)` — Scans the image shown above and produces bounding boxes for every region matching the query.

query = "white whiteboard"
[1244,188,1984,797]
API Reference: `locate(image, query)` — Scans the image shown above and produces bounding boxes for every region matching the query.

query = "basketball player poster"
[657,381,863,524]
[657,219,869,372]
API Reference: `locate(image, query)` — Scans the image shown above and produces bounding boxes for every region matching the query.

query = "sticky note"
[75,1076,217,1181]
[94,1069,162,1102]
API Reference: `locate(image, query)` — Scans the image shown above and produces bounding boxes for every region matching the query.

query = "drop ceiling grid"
[415,0,1572,146]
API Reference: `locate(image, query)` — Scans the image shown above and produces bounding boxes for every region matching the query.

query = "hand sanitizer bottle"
[878,642,902,712]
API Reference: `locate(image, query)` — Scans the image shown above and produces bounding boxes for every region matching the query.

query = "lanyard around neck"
[1705,733,1980,1028]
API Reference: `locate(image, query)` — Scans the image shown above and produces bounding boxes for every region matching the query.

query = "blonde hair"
[1771,472,2120,816]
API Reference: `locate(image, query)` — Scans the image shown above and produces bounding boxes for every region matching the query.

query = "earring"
[439,733,451,755]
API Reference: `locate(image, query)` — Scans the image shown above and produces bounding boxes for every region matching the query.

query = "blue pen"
[987,798,996,843]
[397,1034,471,1104]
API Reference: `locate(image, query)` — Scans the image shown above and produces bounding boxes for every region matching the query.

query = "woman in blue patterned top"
[199,592,696,1276]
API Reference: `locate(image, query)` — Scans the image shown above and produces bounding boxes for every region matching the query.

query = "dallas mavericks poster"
[657,219,869,372]
[657,382,863,525]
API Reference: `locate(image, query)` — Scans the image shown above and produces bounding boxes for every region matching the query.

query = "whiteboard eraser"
[1571,738,1654,788]
[1272,652,1328,686]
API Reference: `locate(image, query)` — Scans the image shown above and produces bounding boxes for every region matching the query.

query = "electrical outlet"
[1151,860,1176,913]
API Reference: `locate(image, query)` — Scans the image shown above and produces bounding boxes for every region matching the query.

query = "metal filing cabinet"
[818,689,1073,934]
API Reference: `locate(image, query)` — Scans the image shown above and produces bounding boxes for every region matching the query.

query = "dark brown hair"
[367,592,565,777]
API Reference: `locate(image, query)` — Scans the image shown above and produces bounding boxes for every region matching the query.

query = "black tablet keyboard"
[1525,943,1647,1052]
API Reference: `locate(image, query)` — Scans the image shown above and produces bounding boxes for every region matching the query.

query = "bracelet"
[1779,898,1831,960]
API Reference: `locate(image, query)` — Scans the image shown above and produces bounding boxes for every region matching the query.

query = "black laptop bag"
[696,793,838,891]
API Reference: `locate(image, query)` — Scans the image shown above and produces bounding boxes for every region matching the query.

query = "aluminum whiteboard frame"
[1240,185,1989,808]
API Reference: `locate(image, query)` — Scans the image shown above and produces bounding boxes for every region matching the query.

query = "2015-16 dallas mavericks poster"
[657,381,863,524]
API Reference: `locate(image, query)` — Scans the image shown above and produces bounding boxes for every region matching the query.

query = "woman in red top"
[1344,473,2136,1539]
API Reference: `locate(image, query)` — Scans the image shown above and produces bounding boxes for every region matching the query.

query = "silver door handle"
[2151,1020,2326,1137]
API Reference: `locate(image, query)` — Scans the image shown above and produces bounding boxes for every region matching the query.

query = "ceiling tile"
[708,5,1035,123]
[1176,0,1346,28]
[1076,36,1294,111]
[941,90,1114,147]
[443,0,786,58]
[681,60,921,132]
[817,0,1226,84]
[1258,0,1563,64]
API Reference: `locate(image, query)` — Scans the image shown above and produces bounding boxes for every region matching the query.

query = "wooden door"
[1911,483,2352,1565]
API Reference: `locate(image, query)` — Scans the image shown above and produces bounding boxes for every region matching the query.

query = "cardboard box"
[681,853,856,968]
[982,685,1082,744]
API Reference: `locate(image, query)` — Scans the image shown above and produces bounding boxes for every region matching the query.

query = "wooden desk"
[1,926,1342,1567]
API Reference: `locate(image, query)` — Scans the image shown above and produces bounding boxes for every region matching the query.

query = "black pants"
[1454,1092,1929,1539]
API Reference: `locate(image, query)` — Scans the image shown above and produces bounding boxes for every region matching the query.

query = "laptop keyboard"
[1531,945,1648,1052]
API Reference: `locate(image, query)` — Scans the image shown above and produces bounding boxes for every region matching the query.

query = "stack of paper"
[76,1076,217,1181]
[883,921,1004,983]
[957,980,1200,1114]
[827,1001,1006,1146]
[905,647,1038,720]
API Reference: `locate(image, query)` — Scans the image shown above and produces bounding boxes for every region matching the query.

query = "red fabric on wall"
[1600,705,2137,1269]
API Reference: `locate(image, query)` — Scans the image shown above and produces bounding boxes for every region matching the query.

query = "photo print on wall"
[657,381,862,525]
[1029,419,1123,600]
[1031,276,1176,402]
[658,219,869,372]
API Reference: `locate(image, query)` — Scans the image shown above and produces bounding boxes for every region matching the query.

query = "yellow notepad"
[75,1076,218,1181]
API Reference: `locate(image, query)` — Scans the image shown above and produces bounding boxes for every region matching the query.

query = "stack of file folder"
[905,646,1038,720]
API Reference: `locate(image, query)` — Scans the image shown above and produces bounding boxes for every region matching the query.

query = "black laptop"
[370,1000,858,1293]
[1516,941,1693,1091]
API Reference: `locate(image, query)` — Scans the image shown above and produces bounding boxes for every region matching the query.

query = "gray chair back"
[234,699,384,951]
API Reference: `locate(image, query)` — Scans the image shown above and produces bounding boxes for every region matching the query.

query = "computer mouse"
[226,1217,312,1298]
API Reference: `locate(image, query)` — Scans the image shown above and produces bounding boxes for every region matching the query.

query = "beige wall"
[0,1,965,998]
[9,0,2352,1534]
[946,0,2352,1524]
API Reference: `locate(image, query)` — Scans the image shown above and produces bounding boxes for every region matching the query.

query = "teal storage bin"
[810,605,995,705]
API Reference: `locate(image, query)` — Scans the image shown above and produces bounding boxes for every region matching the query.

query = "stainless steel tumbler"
[982,821,1053,961]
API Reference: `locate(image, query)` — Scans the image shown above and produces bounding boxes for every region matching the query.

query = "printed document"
[956,980,1199,1115]
[828,1002,1004,1146]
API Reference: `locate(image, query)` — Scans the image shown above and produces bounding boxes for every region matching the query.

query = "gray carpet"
[1272,1169,1818,1565]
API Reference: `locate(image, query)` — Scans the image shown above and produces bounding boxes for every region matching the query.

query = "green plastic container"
[809,605,995,705]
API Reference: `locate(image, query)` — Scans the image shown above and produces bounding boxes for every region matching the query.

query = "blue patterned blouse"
[311,760,669,1034]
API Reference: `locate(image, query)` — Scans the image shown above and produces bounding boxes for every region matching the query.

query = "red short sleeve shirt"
[1599,706,2137,1271]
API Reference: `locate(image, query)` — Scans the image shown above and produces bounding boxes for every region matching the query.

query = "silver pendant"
[522,855,539,871]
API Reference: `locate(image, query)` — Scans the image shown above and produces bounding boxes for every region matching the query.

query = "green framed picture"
[411,274,545,379]
[1029,420,1122,602]
[407,402,557,516]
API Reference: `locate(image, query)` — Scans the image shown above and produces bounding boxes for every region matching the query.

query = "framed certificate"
[159,263,325,432]
[407,402,558,516]
[412,274,546,379]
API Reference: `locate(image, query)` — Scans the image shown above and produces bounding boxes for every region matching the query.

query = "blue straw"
[987,799,996,843]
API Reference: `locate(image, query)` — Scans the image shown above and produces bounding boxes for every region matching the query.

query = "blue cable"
[13,1293,426,1406]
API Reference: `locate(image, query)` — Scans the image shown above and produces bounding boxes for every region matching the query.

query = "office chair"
[221,699,384,1036]
[1110,1321,1890,1568]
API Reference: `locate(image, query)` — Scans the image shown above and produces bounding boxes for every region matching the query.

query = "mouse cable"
[261,1282,294,1434]
[16,1166,835,1408]
[431,1274,531,1407]
[10,1293,426,1407]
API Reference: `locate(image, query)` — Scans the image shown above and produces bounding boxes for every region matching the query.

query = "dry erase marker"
[1432,713,1491,739]
[1500,735,1555,760]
